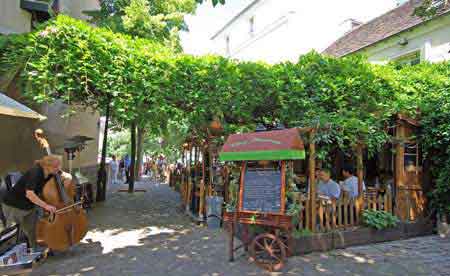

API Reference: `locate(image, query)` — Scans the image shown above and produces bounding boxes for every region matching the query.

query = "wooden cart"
[219,128,305,271]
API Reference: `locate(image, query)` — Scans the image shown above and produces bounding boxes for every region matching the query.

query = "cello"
[34,131,88,251]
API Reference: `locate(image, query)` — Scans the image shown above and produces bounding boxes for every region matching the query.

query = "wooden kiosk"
[220,128,305,271]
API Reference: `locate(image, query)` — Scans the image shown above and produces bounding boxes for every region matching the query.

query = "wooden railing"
[293,189,393,233]
[316,195,358,232]
[364,189,393,214]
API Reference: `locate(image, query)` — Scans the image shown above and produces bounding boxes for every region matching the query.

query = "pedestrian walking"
[110,155,119,185]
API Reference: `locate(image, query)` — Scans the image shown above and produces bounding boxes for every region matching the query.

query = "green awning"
[220,149,305,161]
[219,128,306,161]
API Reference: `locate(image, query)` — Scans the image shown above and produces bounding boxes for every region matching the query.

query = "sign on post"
[242,169,282,213]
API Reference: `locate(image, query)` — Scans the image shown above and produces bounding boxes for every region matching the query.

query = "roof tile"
[323,0,450,57]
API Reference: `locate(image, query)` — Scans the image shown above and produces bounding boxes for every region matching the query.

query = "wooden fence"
[294,189,393,233]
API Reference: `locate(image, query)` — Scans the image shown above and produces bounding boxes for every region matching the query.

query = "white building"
[323,0,450,63]
[0,0,100,34]
[207,0,397,63]
[210,0,300,63]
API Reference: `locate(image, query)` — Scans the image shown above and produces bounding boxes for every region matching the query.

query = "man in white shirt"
[341,165,365,198]
[317,169,341,200]
[110,155,119,185]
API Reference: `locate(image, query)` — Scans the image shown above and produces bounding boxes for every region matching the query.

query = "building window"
[249,16,255,35]
[226,35,230,56]
[393,51,421,67]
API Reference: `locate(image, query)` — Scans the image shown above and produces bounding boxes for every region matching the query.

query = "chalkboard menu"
[242,169,282,213]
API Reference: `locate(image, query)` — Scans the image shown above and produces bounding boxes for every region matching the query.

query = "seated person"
[378,170,394,196]
[341,165,366,198]
[317,168,340,200]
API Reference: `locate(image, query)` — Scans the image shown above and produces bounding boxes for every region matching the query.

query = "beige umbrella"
[0,92,46,121]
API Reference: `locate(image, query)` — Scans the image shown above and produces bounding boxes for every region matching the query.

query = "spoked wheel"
[249,233,287,271]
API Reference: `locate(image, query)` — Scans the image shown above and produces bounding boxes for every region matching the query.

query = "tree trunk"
[96,101,110,202]
[129,121,137,193]
[135,126,145,180]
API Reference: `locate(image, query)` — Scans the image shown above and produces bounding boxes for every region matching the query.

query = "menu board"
[242,169,282,213]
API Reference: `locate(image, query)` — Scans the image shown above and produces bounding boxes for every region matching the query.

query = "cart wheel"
[249,233,286,271]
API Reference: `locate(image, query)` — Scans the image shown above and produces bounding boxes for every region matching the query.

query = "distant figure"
[119,158,125,181]
[34,128,51,155]
[341,165,365,198]
[157,155,166,181]
[151,160,158,181]
[110,155,119,185]
[317,168,341,200]
[124,154,131,184]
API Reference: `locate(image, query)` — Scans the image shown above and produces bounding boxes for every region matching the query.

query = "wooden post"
[193,146,199,212]
[199,179,205,219]
[356,144,364,197]
[395,123,406,220]
[308,130,316,232]
[230,161,245,262]
[281,161,286,214]
[208,141,214,196]
[238,162,246,211]
[185,145,192,212]
[181,148,186,205]
[223,165,229,203]
[355,144,364,223]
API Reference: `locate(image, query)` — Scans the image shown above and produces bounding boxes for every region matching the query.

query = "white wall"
[0,0,32,34]
[0,0,99,35]
[60,0,100,21]
[362,14,450,63]
[211,0,312,63]
[207,0,397,63]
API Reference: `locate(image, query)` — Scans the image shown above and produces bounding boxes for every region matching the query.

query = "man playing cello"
[1,155,71,251]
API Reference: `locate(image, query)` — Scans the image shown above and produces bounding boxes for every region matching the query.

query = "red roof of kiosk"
[219,128,305,161]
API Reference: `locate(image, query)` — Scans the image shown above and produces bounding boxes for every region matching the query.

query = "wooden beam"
[356,144,364,196]
[395,122,406,220]
[199,149,206,219]
[308,130,316,232]
[208,142,214,196]
[223,165,229,203]
[185,146,192,212]
[238,162,246,212]
[356,144,364,222]
[280,161,286,214]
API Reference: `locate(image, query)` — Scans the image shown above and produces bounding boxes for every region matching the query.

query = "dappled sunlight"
[176,254,191,260]
[80,266,96,272]
[299,256,311,262]
[336,251,376,264]
[82,226,176,254]
[315,264,329,273]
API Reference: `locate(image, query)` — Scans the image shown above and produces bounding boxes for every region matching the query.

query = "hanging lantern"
[209,116,223,136]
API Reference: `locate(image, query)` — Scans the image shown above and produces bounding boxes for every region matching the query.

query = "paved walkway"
[32,178,450,276]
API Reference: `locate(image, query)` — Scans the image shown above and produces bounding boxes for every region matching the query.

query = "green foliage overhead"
[0,15,449,215]
[195,0,225,7]
[88,0,196,50]
[0,15,173,123]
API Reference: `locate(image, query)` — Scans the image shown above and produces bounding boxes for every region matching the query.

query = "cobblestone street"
[32,179,450,276]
